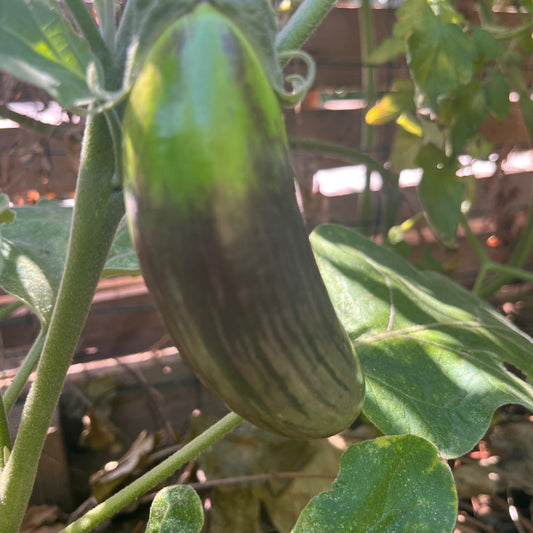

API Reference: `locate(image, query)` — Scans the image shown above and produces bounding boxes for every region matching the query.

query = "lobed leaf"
[311,224,533,458]
[407,21,473,111]
[395,0,473,111]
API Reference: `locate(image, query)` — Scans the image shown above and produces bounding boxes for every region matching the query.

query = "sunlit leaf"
[407,21,473,111]
[146,485,204,533]
[395,0,474,111]
[294,435,457,533]
[311,224,533,458]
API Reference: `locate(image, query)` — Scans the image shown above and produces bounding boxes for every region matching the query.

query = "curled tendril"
[275,49,316,107]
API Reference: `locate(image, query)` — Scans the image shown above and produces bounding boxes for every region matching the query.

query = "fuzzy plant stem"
[64,0,112,73]
[276,0,337,53]
[2,329,46,413]
[0,396,10,468]
[0,114,125,533]
[61,412,243,533]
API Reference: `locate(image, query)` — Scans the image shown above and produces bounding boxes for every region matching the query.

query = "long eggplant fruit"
[123,1,365,438]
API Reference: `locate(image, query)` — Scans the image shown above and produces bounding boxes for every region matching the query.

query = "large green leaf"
[294,435,457,533]
[0,0,100,109]
[146,485,204,533]
[0,200,139,326]
[311,224,533,458]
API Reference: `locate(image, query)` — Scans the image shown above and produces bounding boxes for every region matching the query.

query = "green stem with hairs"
[276,0,337,53]
[64,0,112,74]
[94,0,116,51]
[61,412,243,533]
[0,114,124,533]
[0,396,10,469]
[3,330,46,414]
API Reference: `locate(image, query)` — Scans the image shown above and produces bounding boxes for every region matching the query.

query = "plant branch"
[64,0,112,74]
[2,330,46,414]
[94,0,116,51]
[360,0,376,153]
[0,105,64,138]
[187,471,336,492]
[479,206,533,298]
[461,215,492,295]
[359,0,377,235]
[461,215,533,296]
[0,114,125,533]
[276,0,337,53]
[487,263,533,284]
[0,395,11,468]
[461,215,489,266]
[0,300,24,322]
[61,412,243,533]
[289,137,396,184]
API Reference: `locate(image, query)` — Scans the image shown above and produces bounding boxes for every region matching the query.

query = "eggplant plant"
[0,0,531,532]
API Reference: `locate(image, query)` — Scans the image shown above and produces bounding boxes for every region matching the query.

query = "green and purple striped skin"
[123,1,364,438]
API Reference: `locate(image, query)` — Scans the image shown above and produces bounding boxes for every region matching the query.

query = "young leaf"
[311,224,533,458]
[471,27,502,62]
[367,36,405,64]
[407,20,473,111]
[484,71,511,122]
[396,0,473,112]
[146,485,204,533]
[416,144,464,246]
[293,435,457,533]
[0,200,139,326]
[449,81,487,158]
[0,0,100,109]
[0,194,15,225]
